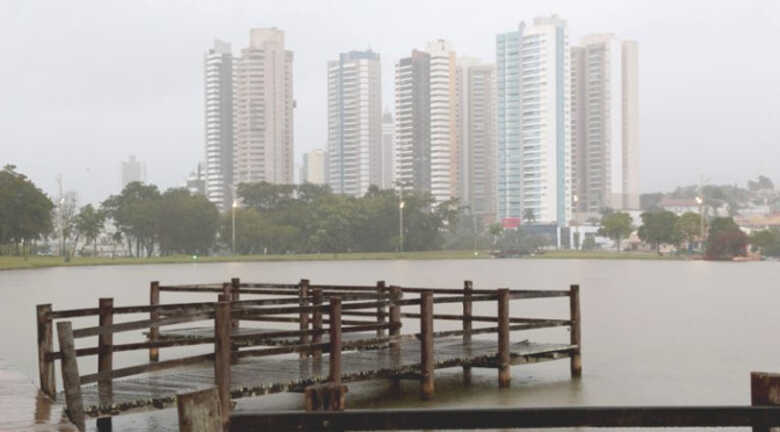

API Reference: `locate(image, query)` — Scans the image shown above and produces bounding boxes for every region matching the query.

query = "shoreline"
[0,250,686,271]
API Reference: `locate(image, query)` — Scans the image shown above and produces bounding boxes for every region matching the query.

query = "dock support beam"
[36,303,56,399]
[214,300,232,430]
[149,281,160,362]
[311,288,324,365]
[462,280,473,385]
[98,297,114,428]
[569,284,582,378]
[177,388,223,432]
[305,296,348,412]
[376,280,387,337]
[750,371,780,432]
[389,285,402,396]
[299,279,310,359]
[497,289,510,388]
[231,278,240,329]
[420,290,434,400]
[328,297,342,384]
[57,321,85,432]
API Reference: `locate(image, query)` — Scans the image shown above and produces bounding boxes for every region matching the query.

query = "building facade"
[571,34,639,212]
[233,28,294,186]
[203,39,234,210]
[457,59,497,220]
[497,16,572,225]
[120,155,146,189]
[327,50,382,196]
[380,110,394,189]
[301,149,327,185]
[426,40,458,203]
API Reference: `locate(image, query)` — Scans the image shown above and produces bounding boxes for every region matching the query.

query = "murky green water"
[0,259,777,431]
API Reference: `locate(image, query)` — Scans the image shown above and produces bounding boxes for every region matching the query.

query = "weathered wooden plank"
[57,321,86,431]
[37,303,56,398]
[569,284,582,378]
[149,281,160,362]
[420,291,434,400]
[73,313,213,339]
[177,388,223,432]
[497,289,510,388]
[214,301,231,425]
[98,298,114,403]
[751,371,780,432]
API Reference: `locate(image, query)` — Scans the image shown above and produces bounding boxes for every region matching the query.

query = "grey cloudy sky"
[2,0,779,204]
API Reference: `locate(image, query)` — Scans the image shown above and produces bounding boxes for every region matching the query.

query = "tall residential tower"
[233,28,294,186]
[204,39,234,210]
[327,50,382,196]
[496,16,572,225]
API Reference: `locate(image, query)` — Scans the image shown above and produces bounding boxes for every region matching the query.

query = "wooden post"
[177,388,223,432]
[56,321,85,432]
[231,278,240,329]
[497,288,511,388]
[299,279,310,359]
[214,300,232,429]
[98,298,114,399]
[420,290,434,400]
[569,284,582,378]
[750,371,780,432]
[149,281,160,363]
[462,280,473,385]
[328,297,342,384]
[36,304,56,398]
[376,280,387,338]
[312,288,324,363]
[389,285,402,349]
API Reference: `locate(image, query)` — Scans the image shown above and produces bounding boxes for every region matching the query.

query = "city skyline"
[3,1,778,205]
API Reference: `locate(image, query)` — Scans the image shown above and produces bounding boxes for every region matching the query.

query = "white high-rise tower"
[204,39,234,210]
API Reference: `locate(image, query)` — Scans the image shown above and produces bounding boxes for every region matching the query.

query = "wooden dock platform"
[36,278,582,431]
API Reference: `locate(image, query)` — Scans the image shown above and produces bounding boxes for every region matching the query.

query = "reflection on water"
[0,359,76,431]
[0,259,777,431]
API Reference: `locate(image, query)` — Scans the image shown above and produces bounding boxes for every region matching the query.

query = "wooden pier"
[36,278,582,430]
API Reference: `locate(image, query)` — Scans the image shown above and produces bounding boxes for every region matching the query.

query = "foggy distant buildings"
[301,149,327,185]
[394,40,458,203]
[496,16,572,225]
[571,34,639,212]
[233,28,295,186]
[380,110,394,189]
[186,162,206,196]
[120,155,146,189]
[204,39,234,210]
[457,58,497,220]
[327,50,382,196]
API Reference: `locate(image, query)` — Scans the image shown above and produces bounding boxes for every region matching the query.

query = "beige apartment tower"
[571,34,639,212]
[233,28,294,186]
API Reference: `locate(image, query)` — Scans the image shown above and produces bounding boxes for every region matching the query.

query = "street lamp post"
[399,200,405,253]
[696,196,704,250]
[232,200,238,255]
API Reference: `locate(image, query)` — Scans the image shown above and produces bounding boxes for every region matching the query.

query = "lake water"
[0,259,778,431]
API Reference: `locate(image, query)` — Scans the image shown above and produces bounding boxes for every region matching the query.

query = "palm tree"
[523,208,536,224]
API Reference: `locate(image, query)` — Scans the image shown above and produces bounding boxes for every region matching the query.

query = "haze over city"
[2,0,779,205]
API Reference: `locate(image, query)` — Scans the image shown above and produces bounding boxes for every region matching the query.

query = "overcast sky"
[2,0,779,204]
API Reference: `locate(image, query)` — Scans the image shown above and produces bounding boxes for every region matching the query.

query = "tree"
[495,227,550,256]
[0,165,54,255]
[598,212,633,252]
[488,223,504,248]
[748,175,774,191]
[75,204,106,256]
[157,188,219,255]
[637,210,680,253]
[522,208,536,224]
[749,228,780,257]
[705,217,748,260]
[676,212,702,250]
[102,182,161,257]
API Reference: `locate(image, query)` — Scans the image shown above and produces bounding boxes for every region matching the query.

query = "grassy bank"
[0,249,687,271]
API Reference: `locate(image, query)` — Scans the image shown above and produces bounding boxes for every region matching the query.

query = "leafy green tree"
[102,182,161,257]
[75,204,106,256]
[705,217,748,260]
[488,223,504,248]
[598,212,633,252]
[495,227,550,256]
[157,188,219,255]
[676,212,703,250]
[637,210,681,253]
[522,208,536,224]
[749,228,780,256]
[0,165,54,255]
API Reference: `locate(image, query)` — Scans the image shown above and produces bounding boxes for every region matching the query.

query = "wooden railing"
[36,278,579,431]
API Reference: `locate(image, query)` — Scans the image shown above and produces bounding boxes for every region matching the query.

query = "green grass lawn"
[0,249,686,271]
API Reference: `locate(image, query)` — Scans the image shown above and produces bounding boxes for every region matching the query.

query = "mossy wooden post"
[328,297,342,384]
[149,281,160,362]
[497,289,510,388]
[230,278,240,329]
[57,321,85,431]
[420,290,434,400]
[98,298,114,402]
[389,285,403,396]
[376,280,387,337]
[214,300,232,430]
[311,288,324,363]
[750,371,780,432]
[462,280,473,385]
[36,303,56,398]
[299,279,310,359]
[305,296,347,412]
[569,284,582,378]
[177,388,223,432]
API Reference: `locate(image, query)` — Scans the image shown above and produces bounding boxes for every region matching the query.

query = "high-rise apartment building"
[327,50,382,196]
[497,16,572,225]
[120,155,146,189]
[394,41,457,203]
[301,149,327,185]
[457,59,497,220]
[233,28,294,186]
[204,39,234,210]
[571,34,639,212]
[380,110,394,189]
